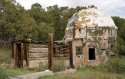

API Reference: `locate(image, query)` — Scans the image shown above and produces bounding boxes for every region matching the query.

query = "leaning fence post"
[48,33,53,71]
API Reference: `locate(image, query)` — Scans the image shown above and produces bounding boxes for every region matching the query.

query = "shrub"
[53,59,66,72]
[104,57,125,73]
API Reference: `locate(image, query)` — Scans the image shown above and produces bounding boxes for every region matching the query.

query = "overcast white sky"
[16,0,125,18]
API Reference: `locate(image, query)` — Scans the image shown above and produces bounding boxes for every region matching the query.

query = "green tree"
[112,16,125,56]
[29,3,46,23]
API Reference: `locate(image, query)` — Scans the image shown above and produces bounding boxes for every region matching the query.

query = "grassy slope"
[39,68,125,79]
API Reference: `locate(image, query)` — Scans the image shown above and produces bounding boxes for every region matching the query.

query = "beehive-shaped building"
[64,8,117,67]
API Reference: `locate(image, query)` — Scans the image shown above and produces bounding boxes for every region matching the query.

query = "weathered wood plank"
[29,44,48,48]
[29,54,48,58]
[28,58,48,60]
[29,48,48,53]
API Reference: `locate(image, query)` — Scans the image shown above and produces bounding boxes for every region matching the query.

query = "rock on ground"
[9,69,76,79]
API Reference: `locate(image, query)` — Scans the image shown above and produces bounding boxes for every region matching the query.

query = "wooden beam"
[21,43,24,67]
[12,42,14,59]
[13,43,17,67]
[26,43,29,67]
[48,33,53,70]
[69,42,74,68]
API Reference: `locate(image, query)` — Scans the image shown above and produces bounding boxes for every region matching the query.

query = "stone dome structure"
[64,8,117,42]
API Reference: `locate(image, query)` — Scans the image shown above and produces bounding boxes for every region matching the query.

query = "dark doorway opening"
[24,44,28,66]
[89,48,95,60]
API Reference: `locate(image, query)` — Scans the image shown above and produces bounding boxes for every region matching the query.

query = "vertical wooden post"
[13,43,17,67]
[21,43,24,67]
[12,42,14,59]
[26,43,29,67]
[69,42,74,68]
[48,33,53,70]
[69,22,75,68]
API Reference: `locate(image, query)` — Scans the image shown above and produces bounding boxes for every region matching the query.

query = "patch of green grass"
[0,68,35,79]
[39,68,125,79]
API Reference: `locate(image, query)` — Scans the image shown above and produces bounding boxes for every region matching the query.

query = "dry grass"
[39,68,125,79]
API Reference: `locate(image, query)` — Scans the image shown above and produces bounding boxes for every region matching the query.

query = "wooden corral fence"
[28,43,48,68]
[12,40,48,68]
[12,33,74,70]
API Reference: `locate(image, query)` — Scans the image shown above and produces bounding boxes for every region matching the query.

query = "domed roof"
[66,8,117,30]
